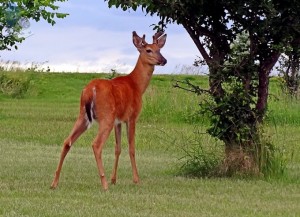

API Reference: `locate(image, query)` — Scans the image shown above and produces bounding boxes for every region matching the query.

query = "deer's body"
[83,75,142,125]
[50,31,167,190]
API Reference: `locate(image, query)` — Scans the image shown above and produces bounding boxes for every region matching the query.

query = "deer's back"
[82,76,142,122]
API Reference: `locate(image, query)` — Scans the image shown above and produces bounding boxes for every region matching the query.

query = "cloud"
[47,59,133,73]
[2,25,138,72]
[1,0,200,74]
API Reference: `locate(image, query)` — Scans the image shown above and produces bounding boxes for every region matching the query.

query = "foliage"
[0,73,31,98]
[0,60,51,72]
[175,32,259,159]
[0,0,68,50]
[203,32,259,147]
[178,130,222,178]
[276,46,300,97]
[106,0,300,176]
[256,128,288,179]
[105,68,119,79]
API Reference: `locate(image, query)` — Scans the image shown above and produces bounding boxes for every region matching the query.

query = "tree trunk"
[218,144,259,176]
[256,52,280,122]
[208,65,224,100]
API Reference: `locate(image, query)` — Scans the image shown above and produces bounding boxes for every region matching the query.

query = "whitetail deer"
[50,31,167,190]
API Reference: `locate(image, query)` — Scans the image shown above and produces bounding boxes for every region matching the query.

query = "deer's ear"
[132,31,143,49]
[157,34,167,48]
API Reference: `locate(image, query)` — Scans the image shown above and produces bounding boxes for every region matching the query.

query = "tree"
[106,0,300,175]
[277,43,300,97]
[0,0,68,50]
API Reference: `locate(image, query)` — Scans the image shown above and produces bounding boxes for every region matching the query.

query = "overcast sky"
[1,0,203,74]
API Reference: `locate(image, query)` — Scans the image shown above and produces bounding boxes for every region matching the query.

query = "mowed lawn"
[0,72,300,217]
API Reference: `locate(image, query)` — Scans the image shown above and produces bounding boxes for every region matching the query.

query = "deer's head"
[132,31,167,66]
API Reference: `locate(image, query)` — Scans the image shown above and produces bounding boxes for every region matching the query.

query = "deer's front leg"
[126,120,139,184]
[111,123,122,184]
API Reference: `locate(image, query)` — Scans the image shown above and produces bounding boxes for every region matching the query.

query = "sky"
[1,0,203,74]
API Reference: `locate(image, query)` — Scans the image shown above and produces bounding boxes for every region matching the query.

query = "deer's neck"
[129,56,155,94]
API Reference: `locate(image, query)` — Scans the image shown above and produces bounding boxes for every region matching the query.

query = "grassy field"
[0,71,300,217]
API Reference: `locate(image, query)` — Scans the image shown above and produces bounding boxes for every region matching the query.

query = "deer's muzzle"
[158,56,167,66]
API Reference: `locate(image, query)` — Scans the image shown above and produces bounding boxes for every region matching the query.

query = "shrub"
[255,128,288,179]
[0,73,31,98]
[177,125,288,179]
[178,130,223,177]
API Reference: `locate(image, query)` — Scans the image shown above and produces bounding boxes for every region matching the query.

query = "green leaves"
[0,0,69,50]
[55,12,67,19]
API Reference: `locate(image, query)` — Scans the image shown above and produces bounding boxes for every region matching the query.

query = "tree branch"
[173,80,210,95]
[182,23,213,65]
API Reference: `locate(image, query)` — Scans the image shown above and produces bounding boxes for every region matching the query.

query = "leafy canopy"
[106,0,300,65]
[1,0,68,50]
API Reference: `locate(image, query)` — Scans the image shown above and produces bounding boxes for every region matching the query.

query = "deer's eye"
[146,49,152,53]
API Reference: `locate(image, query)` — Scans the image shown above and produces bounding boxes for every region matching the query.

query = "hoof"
[50,183,58,190]
[133,178,140,184]
[102,184,109,191]
[101,177,109,191]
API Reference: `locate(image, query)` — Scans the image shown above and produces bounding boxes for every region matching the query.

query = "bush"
[0,73,31,98]
[255,128,288,179]
[178,130,223,177]
[177,125,289,179]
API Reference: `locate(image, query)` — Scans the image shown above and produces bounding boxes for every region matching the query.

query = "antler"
[141,34,147,45]
[153,31,164,44]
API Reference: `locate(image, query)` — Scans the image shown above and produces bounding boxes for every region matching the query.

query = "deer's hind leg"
[50,111,89,189]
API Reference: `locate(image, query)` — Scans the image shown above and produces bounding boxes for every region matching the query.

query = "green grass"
[0,71,300,216]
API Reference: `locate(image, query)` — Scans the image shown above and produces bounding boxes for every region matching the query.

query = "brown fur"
[50,31,167,190]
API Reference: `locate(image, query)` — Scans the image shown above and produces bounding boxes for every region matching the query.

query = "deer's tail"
[85,102,93,123]
[81,86,96,125]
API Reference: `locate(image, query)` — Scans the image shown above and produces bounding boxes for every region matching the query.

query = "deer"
[50,31,167,190]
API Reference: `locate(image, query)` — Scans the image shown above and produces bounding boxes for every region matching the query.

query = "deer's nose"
[159,57,167,66]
